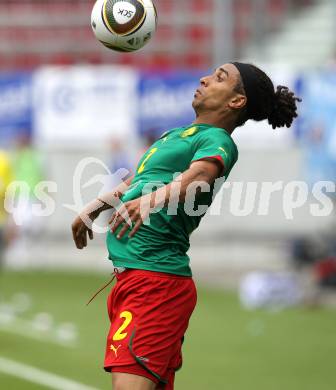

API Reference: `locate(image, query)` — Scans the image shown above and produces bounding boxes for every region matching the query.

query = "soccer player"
[72,62,301,390]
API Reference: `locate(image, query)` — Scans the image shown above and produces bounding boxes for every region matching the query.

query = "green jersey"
[106,124,238,276]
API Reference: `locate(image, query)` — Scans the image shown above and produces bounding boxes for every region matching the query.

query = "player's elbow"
[195,166,220,185]
[190,160,223,184]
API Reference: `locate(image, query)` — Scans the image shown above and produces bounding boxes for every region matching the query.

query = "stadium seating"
[0,0,313,70]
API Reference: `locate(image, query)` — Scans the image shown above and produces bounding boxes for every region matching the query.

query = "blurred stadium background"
[1,0,336,389]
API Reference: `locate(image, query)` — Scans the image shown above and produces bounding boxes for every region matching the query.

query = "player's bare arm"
[72,175,134,249]
[109,159,222,239]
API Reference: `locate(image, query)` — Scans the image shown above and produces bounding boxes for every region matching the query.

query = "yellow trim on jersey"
[181,126,198,138]
[218,147,229,158]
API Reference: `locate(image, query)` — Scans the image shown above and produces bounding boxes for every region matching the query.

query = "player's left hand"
[72,213,94,249]
[108,195,151,239]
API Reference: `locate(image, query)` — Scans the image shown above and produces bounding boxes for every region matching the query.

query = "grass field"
[0,270,335,390]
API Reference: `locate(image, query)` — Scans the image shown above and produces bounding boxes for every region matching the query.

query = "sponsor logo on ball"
[113,1,136,24]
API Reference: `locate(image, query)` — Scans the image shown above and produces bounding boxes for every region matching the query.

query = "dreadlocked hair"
[234,64,302,129]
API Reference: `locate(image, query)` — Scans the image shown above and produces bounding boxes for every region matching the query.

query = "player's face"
[192,63,243,114]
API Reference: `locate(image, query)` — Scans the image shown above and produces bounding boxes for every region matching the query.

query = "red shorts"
[104,269,197,389]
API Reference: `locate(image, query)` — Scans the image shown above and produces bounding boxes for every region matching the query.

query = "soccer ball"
[91,0,157,52]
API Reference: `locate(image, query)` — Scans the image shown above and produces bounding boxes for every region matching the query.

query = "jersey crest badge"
[181,126,198,138]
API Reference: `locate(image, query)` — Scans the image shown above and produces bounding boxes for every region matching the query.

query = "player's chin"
[192,97,199,108]
[192,98,202,112]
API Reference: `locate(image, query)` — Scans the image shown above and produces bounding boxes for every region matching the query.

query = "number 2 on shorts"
[112,311,133,341]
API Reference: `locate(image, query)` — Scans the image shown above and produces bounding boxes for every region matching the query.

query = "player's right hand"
[71,214,94,250]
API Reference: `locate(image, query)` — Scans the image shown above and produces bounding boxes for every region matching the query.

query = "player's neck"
[193,114,235,134]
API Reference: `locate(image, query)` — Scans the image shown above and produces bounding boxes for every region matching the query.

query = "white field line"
[0,356,100,390]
